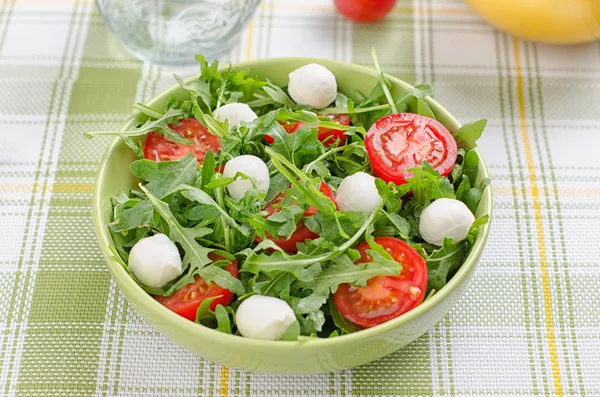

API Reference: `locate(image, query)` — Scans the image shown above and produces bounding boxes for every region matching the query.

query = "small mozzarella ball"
[214,103,257,128]
[235,295,296,340]
[128,234,182,288]
[288,63,337,109]
[419,198,476,246]
[336,172,382,215]
[223,155,270,200]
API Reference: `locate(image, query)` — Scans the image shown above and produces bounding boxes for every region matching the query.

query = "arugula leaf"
[280,320,301,341]
[262,80,295,107]
[295,250,401,313]
[252,271,296,297]
[426,238,466,293]
[297,311,325,335]
[450,148,466,184]
[109,200,154,233]
[465,178,490,213]
[199,150,215,191]
[463,149,480,187]
[174,74,214,110]
[122,137,144,159]
[407,162,455,206]
[454,119,487,150]
[214,304,233,334]
[468,214,489,244]
[173,184,248,236]
[375,178,402,213]
[141,185,214,270]
[198,263,245,295]
[242,206,381,276]
[84,108,190,144]
[129,153,197,198]
[195,296,220,322]
[383,211,410,239]
[328,299,361,334]
[267,147,337,217]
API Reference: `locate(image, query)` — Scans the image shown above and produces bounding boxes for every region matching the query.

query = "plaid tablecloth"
[1,0,600,395]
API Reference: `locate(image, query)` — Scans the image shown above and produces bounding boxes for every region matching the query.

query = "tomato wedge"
[365,113,457,185]
[333,237,427,328]
[258,181,336,253]
[264,114,350,146]
[154,257,238,321]
[143,118,221,164]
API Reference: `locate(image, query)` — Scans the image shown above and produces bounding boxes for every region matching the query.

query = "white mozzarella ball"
[235,295,296,340]
[419,198,476,246]
[223,155,270,200]
[128,234,183,288]
[288,63,338,109]
[215,103,258,128]
[335,172,382,215]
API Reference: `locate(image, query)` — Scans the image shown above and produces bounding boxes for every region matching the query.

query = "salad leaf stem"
[371,48,398,114]
[243,205,381,273]
[317,103,391,115]
[212,177,231,252]
[302,143,365,175]
[133,103,165,119]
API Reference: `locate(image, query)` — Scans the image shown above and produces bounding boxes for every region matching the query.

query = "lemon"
[466,0,600,44]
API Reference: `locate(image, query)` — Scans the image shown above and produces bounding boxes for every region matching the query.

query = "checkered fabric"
[1,0,599,396]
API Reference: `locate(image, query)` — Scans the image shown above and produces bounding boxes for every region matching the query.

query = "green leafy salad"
[86,50,490,341]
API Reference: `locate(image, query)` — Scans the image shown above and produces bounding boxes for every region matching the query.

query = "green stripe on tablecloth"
[351,10,416,84]
[15,7,142,395]
[14,2,90,396]
[495,31,543,394]
[528,42,585,395]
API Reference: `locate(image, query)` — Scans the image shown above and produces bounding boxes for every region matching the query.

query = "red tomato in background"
[143,118,220,164]
[365,113,458,185]
[257,181,337,253]
[333,237,427,328]
[154,257,238,321]
[264,114,350,146]
[334,0,397,23]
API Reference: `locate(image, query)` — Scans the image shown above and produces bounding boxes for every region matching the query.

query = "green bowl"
[92,58,492,374]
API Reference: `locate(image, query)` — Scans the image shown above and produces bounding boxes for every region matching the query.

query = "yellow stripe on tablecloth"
[220,365,229,397]
[245,20,255,61]
[513,37,564,397]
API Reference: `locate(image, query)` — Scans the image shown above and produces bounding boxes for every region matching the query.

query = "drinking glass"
[96,0,262,65]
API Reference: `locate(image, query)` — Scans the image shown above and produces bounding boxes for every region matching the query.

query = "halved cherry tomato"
[334,0,397,23]
[154,257,238,321]
[264,115,350,146]
[143,118,220,164]
[333,237,427,328]
[365,113,457,185]
[258,181,337,253]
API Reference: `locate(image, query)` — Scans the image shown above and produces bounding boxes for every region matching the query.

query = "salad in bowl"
[87,51,490,346]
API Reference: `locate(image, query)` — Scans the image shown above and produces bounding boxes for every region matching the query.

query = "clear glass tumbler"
[96,0,262,66]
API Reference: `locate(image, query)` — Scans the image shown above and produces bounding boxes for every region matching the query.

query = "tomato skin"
[264,115,350,146]
[333,237,427,328]
[258,181,337,253]
[317,114,350,146]
[259,221,319,254]
[334,0,397,22]
[365,113,458,185]
[143,118,221,164]
[154,259,238,321]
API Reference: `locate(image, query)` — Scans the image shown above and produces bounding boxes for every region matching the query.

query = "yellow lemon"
[465,0,600,44]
